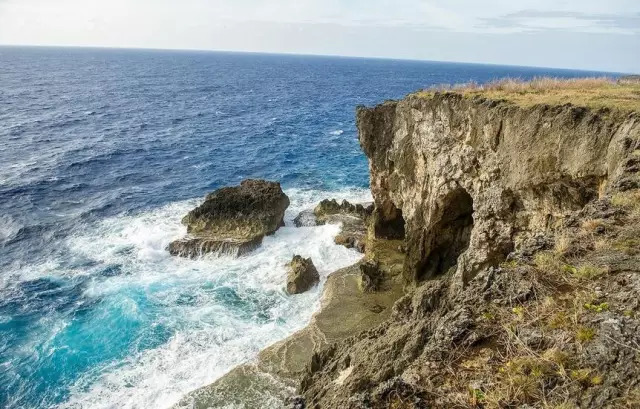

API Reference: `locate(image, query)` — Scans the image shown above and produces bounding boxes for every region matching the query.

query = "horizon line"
[0,43,632,76]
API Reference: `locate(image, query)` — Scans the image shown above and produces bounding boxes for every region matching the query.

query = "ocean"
[0,46,618,408]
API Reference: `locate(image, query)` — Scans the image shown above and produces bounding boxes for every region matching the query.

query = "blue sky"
[0,0,638,72]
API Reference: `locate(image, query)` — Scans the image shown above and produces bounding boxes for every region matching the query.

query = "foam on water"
[25,187,369,409]
[0,215,21,245]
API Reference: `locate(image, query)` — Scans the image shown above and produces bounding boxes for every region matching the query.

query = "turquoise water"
[0,47,618,408]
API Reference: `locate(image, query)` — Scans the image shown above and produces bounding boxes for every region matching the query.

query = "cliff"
[359,88,639,287]
[300,79,640,408]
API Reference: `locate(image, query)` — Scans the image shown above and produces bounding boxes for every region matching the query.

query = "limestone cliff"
[358,93,640,286]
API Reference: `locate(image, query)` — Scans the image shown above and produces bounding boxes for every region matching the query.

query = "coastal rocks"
[358,261,384,292]
[357,93,640,285]
[286,255,320,294]
[168,179,289,258]
[293,199,373,253]
[292,199,373,227]
[313,199,373,223]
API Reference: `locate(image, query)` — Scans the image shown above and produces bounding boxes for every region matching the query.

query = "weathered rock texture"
[168,179,289,258]
[300,193,640,409]
[295,93,640,408]
[294,199,373,253]
[286,255,320,294]
[358,93,640,285]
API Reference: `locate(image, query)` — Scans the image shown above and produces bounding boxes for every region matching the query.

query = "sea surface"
[0,46,618,409]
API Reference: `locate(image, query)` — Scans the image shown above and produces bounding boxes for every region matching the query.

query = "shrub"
[574,264,606,280]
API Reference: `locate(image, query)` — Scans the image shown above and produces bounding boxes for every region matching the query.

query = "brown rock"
[286,256,320,295]
[168,179,289,258]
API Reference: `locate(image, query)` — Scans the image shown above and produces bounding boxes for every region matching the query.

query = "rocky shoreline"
[174,79,640,408]
[173,204,405,408]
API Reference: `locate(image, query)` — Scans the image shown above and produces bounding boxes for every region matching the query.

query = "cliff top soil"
[415,77,640,113]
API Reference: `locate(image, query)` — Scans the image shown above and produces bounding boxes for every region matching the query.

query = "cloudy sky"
[0,0,638,72]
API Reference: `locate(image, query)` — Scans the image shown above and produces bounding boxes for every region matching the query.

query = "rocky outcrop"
[358,93,640,286]
[299,192,640,409]
[313,199,373,223]
[294,199,373,253]
[286,256,320,294]
[296,92,640,409]
[168,179,289,258]
[358,261,384,292]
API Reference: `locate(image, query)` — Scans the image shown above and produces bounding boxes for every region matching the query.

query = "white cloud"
[0,0,638,72]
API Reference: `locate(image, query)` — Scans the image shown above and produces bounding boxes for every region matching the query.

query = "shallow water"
[0,47,617,408]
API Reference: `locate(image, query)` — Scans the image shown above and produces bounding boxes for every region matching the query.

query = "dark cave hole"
[373,202,406,240]
[421,189,474,280]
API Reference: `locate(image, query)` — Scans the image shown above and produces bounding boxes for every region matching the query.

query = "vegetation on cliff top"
[416,77,640,113]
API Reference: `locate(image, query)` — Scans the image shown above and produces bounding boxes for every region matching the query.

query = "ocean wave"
[44,187,368,409]
[329,129,344,136]
[0,215,22,245]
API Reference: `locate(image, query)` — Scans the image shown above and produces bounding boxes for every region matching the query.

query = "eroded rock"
[358,261,384,292]
[293,199,373,253]
[286,255,320,294]
[168,179,289,258]
[313,199,373,223]
[357,94,640,285]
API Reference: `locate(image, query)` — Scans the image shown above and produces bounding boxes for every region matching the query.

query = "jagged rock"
[167,236,262,258]
[286,256,320,294]
[293,199,373,227]
[358,261,384,292]
[357,93,640,285]
[313,199,373,223]
[293,199,373,253]
[168,179,289,258]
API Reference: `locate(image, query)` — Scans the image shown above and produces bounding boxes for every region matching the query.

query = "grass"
[611,190,640,213]
[576,327,597,343]
[415,77,640,113]
[573,264,607,280]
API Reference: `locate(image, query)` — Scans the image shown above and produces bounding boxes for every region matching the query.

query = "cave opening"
[373,201,406,240]
[420,189,474,280]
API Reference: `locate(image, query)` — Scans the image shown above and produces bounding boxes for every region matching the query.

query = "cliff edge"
[301,78,640,408]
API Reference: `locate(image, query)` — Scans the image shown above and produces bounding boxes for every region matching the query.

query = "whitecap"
[53,187,371,409]
[0,215,22,244]
[329,129,344,136]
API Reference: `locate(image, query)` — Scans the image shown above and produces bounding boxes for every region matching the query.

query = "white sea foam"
[0,215,21,245]
[329,129,344,136]
[55,187,370,409]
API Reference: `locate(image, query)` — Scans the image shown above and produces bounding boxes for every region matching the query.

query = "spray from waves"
[47,187,371,409]
[0,215,22,245]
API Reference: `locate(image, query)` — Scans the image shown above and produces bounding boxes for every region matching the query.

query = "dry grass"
[415,77,640,113]
[611,190,640,215]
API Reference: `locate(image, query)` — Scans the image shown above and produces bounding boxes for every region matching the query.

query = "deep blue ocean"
[0,46,619,408]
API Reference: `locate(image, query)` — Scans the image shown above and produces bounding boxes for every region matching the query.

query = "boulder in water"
[293,199,373,253]
[168,179,290,258]
[286,255,320,295]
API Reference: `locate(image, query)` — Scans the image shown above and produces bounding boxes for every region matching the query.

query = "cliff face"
[358,94,640,285]
[297,92,640,409]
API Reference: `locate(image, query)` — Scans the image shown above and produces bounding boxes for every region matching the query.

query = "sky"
[0,0,638,73]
